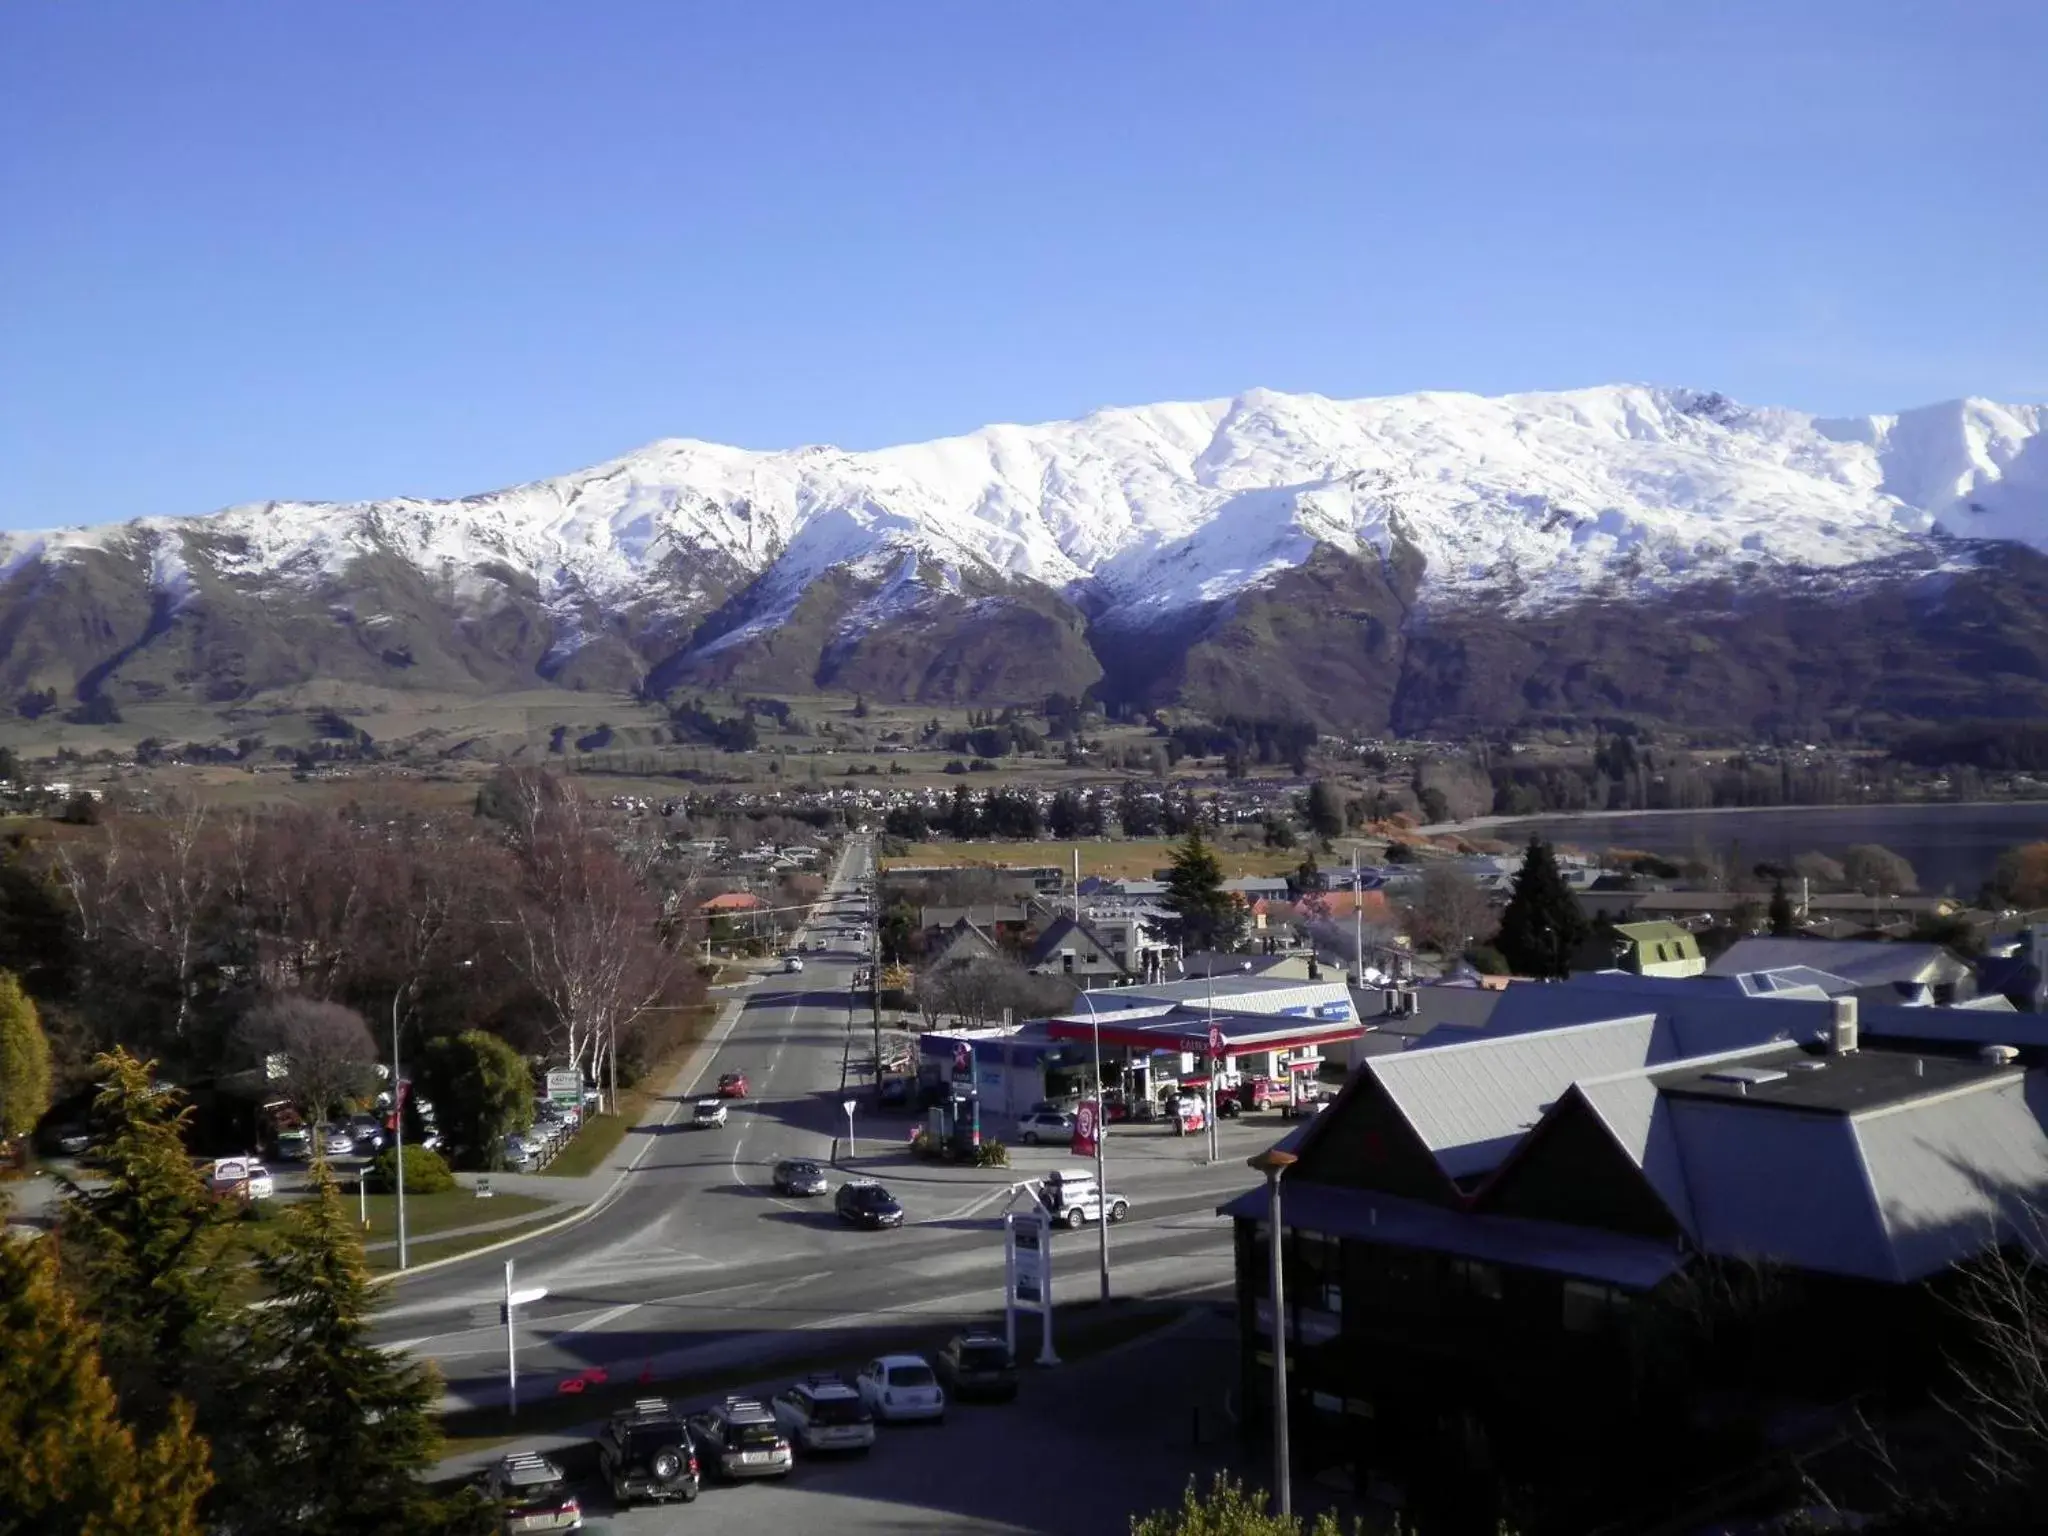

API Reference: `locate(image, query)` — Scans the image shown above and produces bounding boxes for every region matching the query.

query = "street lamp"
[389,981,417,1271]
[1078,988,1111,1305]
[1248,1146,1299,1519]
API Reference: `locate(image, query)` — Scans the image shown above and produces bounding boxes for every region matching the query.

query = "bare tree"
[1405,865,1498,955]
[110,801,219,1038]
[235,995,379,1129]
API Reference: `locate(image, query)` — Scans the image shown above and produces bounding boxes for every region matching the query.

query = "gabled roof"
[1706,937,1970,989]
[1026,916,1124,971]
[1364,1014,1663,1179]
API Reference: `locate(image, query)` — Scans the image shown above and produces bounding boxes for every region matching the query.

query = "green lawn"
[367,1213,567,1275]
[344,1189,549,1243]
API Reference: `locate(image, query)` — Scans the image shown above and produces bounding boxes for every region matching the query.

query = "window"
[1448,1257,1502,1301]
[1292,1231,1343,1315]
[1561,1279,1630,1333]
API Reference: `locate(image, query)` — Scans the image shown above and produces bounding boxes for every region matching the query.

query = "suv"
[935,1331,1019,1403]
[686,1396,794,1480]
[770,1373,876,1454]
[835,1179,904,1229]
[784,954,805,974]
[692,1099,729,1129]
[596,1397,700,1507]
[1035,1168,1130,1230]
[481,1452,582,1532]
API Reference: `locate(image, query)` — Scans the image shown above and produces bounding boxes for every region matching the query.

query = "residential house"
[1025,916,1128,983]
[1577,920,1705,978]
[1707,936,1975,1006]
[923,917,1003,975]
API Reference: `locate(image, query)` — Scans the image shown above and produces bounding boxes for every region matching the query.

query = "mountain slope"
[0,384,2042,735]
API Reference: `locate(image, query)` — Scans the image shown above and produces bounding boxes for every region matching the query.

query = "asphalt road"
[373,837,1259,1414]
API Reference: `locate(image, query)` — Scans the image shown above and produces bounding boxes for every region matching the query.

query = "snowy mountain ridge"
[5,384,2045,636]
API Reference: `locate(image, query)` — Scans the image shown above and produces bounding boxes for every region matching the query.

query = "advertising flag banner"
[1071,1098,1100,1158]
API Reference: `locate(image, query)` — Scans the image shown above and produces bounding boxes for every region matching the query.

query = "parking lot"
[468,1304,1259,1536]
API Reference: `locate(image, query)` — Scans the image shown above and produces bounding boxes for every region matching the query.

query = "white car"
[1016,1110,1075,1146]
[692,1099,729,1129]
[207,1157,275,1201]
[856,1354,945,1424]
[771,1374,876,1453]
[783,954,805,974]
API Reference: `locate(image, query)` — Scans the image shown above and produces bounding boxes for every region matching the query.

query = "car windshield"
[787,1162,818,1178]
[888,1365,936,1387]
[734,1421,781,1448]
[958,1343,1010,1370]
[806,1395,864,1425]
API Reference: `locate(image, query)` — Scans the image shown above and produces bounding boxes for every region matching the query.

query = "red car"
[717,1072,749,1099]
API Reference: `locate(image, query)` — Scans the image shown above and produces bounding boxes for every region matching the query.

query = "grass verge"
[434,1298,1191,1459]
[369,1214,568,1275]
[347,1189,550,1243]
[540,1003,720,1180]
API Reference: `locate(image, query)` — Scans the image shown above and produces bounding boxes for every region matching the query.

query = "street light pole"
[1081,988,1110,1304]
[390,983,410,1271]
[1249,1147,1299,1519]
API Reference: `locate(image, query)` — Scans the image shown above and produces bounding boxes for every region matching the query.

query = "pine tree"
[1768,879,1796,937]
[1494,837,1589,979]
[0,968,52,1154]
[0,1226,213,1536]
[1304,780,1344,842]
[57,1050,232,1429]
[221,1162,490,1536]
[1164,829,1242,954]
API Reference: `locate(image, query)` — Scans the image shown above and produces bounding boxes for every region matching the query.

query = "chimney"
[1830,996,1859,1055]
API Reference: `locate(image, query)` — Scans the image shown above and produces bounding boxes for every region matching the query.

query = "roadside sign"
[1207,1024,1224,1057]
[545,1069,581,1107]
[953,1042,972,1074]
[1072,1099,1099,1158]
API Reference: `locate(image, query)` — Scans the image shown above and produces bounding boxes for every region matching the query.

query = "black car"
[934,1331,1019,1402]
[835,1179,904,1229]
[772,1158,830,1197]
[596,1397,701,1507]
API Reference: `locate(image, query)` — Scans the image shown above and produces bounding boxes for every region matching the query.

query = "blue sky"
[2,1,2044,529]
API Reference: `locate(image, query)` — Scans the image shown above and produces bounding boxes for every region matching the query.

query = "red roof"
[700,892,765,912]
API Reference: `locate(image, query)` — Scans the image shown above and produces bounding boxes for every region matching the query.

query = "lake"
[1481,802,2048,896]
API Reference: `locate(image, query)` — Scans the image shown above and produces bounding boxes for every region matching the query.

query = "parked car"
[502,1134,536,1171]
[43,1123,92,1157]
[1015,1109,1075,1146]
[595,1397,700,1507]
[692,1099,729,1129]
[772,1158,829,1196]
[347,1115,388,1154]
[717,1071,749,1099]
[318,1125,357,1159]
[770,1373,876,1454]
[207,1157,274,1201]
[934,1331,1018,1403]
[275,1128,312,1162]
[1281,1092,1333,1120]
[480,1452,582,1533]
[686,1396,793,1480]
[856,1355,945,1424]
[835,1179,904,1229]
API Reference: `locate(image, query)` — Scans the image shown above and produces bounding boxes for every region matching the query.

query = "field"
[881,837,1312,880]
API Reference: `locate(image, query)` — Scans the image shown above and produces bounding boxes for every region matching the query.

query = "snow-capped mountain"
[0,383,2043,736]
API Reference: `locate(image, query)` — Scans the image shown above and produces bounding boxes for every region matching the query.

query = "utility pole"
[390,983,411,1271]
[1249,1148,1299,1518]
[1351,844,1362,983]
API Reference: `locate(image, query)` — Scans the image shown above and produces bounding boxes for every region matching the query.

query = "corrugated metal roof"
[1367,1014,1660,1178]
[1851,1074,2048,1281]
[1707,938,1970,988]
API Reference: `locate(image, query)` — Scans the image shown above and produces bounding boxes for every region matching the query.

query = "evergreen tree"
[1163,829,1243,954]
[0,968,51,1154]
[219,1164,493,1536]
[57,1051,232,1430]
[1768,879,1796,937]
[1048,789,1083,841]
[1494,837,1589,979]
[414,1030,531,1170]
[0,1226,213,1536]
[1132,1472,1359,1535]
[1304,779,1344,842]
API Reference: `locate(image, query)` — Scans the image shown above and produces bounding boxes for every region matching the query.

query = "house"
[1177,950,1327,984]
[1977,928,2048,1012]
[1025,916,1128,983]
[699,891,765,914]
[1707,936,1975,1005]
[918,904,1030,941]
[1577,920,1705,978]
[923,917,1003,974]
[1218,1022,2048,1526]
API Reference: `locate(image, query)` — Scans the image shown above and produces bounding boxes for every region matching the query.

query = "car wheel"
[1110,1200,1129,1222]
[1022,1132,1038,1146]
[1064,1207,1085,1229]
[653,1448,684,1481]
[682,1486,698,1502]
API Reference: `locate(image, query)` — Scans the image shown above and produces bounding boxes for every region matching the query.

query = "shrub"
[908,1129,939,1160]
[368,1144,457,1194]
[971,1139,1009,1169]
